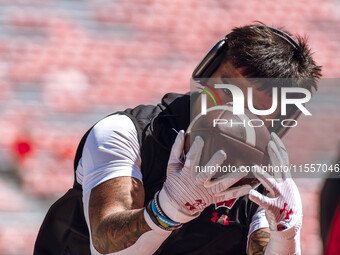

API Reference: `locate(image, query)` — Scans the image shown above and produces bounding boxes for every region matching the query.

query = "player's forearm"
[91,208,151,253]
[248,228,270,255]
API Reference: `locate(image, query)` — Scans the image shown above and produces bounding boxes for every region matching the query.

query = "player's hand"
[249,133,302,254]
[158,130,252,223]
[249,133,302,231]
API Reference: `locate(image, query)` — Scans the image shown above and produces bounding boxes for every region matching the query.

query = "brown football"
[184,106,271,188]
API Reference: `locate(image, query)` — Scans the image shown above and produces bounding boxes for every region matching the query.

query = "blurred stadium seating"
[0,0,339,254]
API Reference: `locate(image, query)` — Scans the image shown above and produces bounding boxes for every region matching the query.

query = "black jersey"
[122,92,262,254]
[34,92,262,255]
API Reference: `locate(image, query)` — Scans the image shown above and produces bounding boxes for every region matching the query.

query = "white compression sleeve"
[79,114,143,194]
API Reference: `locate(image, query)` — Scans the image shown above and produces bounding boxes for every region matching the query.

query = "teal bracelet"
[151,200,181,227]
[154,191,181,224]
[146,199,182,231]
[146,200,170,231]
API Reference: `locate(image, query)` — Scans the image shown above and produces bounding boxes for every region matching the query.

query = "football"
[185,106,271,187]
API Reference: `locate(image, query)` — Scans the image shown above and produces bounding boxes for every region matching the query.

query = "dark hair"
[224,23,322,92]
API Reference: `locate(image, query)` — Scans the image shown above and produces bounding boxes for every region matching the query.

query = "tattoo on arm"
[248,228,270,255]
[89,177,152,253]
[91,209,151,253]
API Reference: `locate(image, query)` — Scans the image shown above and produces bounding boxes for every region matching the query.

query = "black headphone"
[192,26,303,138]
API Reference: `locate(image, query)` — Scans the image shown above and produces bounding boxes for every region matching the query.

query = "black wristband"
[146,197,183,231]
[146,200,176,231]
[154,191,180,224]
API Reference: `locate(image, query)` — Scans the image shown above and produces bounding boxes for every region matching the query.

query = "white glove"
[249,133,302,255]
[158,130,252,223]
